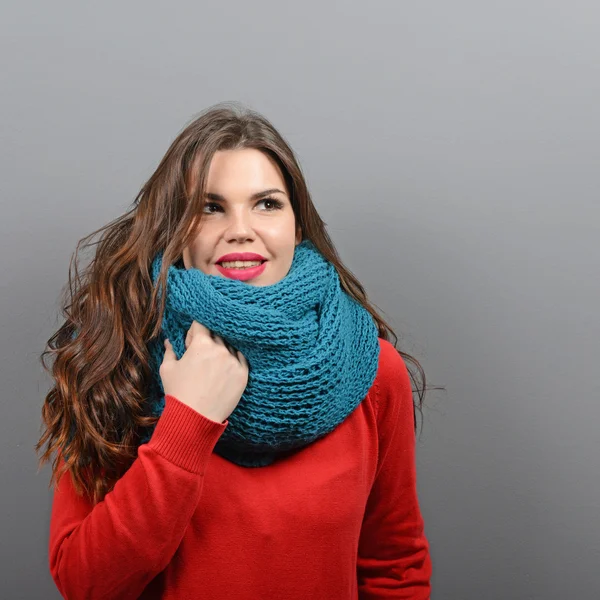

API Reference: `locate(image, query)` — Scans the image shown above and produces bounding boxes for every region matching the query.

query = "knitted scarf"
[141,238,380,467]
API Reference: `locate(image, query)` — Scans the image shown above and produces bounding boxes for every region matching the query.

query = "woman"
[36,102,432,599]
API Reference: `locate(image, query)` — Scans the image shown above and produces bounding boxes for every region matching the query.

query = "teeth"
[220,260,262,268]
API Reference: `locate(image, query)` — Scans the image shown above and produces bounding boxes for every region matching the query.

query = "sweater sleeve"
[357,341,432,599]
[48,394,228,600]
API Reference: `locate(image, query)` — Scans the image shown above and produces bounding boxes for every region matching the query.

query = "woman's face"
[182,148,302,286]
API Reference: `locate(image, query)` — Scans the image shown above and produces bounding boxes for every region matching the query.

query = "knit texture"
[142,239,380,467]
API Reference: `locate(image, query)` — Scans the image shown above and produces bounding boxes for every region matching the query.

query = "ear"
[295,225,302,245]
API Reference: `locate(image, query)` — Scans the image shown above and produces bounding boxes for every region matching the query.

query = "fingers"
[189,320,225,346]
[186,320,212,349]
[237,350,248,367]
[186,320,240,359]
[163,338,176,361]
[190,320,212,337]
[211,332,237,357]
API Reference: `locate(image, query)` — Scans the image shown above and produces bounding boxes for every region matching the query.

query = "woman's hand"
[159,320,249,423]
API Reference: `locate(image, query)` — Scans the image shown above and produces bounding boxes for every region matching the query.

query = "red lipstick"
[215,252,268,281]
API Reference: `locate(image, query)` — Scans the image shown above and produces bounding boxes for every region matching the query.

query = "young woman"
[36,102,433,599]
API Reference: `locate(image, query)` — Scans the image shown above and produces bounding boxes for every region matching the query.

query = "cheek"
[264,216,298,239]
[184,239,214,270]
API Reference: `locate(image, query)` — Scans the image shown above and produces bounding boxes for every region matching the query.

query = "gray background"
[1,1,599,598]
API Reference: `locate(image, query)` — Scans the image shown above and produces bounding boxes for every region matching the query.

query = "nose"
[223,207,254,241]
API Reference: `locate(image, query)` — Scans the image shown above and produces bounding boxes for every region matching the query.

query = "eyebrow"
[204,188,286,201]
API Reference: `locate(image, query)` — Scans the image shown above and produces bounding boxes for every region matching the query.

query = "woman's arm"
[357,341,432,599]
[49,395,227,600]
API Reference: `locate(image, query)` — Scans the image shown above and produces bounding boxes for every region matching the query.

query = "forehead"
[187,149,287,197]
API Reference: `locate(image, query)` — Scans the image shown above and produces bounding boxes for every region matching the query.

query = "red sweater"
[49,338,432,599]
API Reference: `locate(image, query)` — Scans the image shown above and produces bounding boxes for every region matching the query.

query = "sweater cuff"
[146,394,228,473]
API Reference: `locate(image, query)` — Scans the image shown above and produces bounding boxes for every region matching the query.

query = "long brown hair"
[35,101,436,505]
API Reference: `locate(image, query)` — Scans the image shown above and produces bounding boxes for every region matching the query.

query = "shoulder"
[372,337,413,423]
[374,338,412,397]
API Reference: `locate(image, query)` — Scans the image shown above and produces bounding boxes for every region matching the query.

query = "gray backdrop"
[1,1,598,598]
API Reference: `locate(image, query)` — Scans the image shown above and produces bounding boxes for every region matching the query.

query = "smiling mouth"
[217,260,267,269]
[215,260,268,281]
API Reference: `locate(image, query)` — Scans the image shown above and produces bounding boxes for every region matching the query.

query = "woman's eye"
[202,198,283,213]
[259,198,284,211]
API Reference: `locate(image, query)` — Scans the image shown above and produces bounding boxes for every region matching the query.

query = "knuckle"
[190,332,208,346]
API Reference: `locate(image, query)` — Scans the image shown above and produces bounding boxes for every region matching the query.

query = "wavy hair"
[35,102,438,505]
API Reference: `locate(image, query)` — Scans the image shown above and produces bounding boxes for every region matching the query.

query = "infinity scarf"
[141,239,380,467]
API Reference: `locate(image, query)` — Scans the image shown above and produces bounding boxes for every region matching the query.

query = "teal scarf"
[142,239,380,467]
